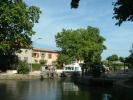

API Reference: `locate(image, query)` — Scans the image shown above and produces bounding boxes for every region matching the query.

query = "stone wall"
[0,74,40,80]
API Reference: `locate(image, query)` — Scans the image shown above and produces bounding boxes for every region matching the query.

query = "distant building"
[32,48,58,65]
[16,49,32,63]
[16,48,58,65]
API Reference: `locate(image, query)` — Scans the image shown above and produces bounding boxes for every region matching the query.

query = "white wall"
[16,49,32,63]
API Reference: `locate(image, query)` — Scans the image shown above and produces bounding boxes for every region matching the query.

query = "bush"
[91,63,102,77]
[17,61,29,74]
[39,60,47,65]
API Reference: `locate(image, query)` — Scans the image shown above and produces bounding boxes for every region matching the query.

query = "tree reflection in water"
[0,79,132,100]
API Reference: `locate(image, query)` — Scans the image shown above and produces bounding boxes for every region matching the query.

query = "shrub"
[39,60,47,65]
[17,61,29,74]
[91,63,102,77]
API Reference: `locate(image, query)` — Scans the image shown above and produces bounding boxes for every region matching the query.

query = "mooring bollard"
[40,75,44,81]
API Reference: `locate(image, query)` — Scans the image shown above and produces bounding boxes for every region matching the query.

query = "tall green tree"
[0,0,41,71]
[56,53,73,69]
[106,54,119,71]
[55,26,106,65]
[119,56,125,63]
[0,0,41,55]
[106,54,119,62]
[125,44,133,68]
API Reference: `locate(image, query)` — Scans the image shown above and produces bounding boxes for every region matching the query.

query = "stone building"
[16,48,58,65]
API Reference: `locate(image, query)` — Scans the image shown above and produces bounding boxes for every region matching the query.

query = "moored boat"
[61,63,82,77]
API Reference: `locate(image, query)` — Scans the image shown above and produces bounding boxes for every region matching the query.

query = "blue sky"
[25,0,133,60]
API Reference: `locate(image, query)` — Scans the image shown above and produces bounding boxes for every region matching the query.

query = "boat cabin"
[63,63,81,72]
[61,63,82,77]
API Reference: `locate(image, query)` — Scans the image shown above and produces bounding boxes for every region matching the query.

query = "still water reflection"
[0,79,127,100]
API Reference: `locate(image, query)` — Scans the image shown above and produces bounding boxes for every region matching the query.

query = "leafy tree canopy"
[0,0,41,55]
[113,0,133,26]
[56,53,73,68]
[55,26,106,64]
[119,56,125,62]
[106,54,119,61]
[71,0,80,9]
[125,45,133,67]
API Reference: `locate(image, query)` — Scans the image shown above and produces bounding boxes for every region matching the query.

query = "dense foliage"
[106,54,119,62]
[125,46,133,68]
[55,26,106,67]
[0,55,18,71]
[56,53,73,69]
[17,61,29,74]
[0,0,41,54]
[39,60,47,65]
[106,54,127,72]
[91,63,103,77]
[113,0,133,26]
[71,0,80,9]
[0,0,41,71]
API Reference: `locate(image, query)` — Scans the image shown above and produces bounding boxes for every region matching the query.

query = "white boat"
[61,63,82,77]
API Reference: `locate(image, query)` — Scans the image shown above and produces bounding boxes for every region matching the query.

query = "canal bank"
[0,74,60,80]
[72,75,133,99]
[0,70,60,80]
[72,76,115,88]
[72,73,133,88]
[0,74,41,80]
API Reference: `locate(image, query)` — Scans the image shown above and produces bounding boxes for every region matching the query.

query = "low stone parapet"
[73,76,115,88]
[0,74,40,80]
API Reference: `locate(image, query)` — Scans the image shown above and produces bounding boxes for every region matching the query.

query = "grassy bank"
[32,64,42,71]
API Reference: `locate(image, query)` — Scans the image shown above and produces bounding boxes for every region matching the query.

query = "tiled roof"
[33,48,58,53]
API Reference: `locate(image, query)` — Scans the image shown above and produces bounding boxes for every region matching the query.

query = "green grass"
[32,64,42,71]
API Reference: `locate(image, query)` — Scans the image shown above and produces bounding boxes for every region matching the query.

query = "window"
[65,67,74,71]
[75,67,79,71]
[48,54,52,59]
[32,53,39,58]
[41,53,45,59]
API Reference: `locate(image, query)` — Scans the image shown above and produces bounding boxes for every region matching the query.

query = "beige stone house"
[16,49,32,63]
[16,48,58,65]
[32,48,58,65]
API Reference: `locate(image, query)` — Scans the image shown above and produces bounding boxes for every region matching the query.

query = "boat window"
[71,67,74,70]
[65,67,74,70]
[75,67,79,71]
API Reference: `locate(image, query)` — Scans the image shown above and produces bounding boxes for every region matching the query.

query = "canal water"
[0,79,132,100]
